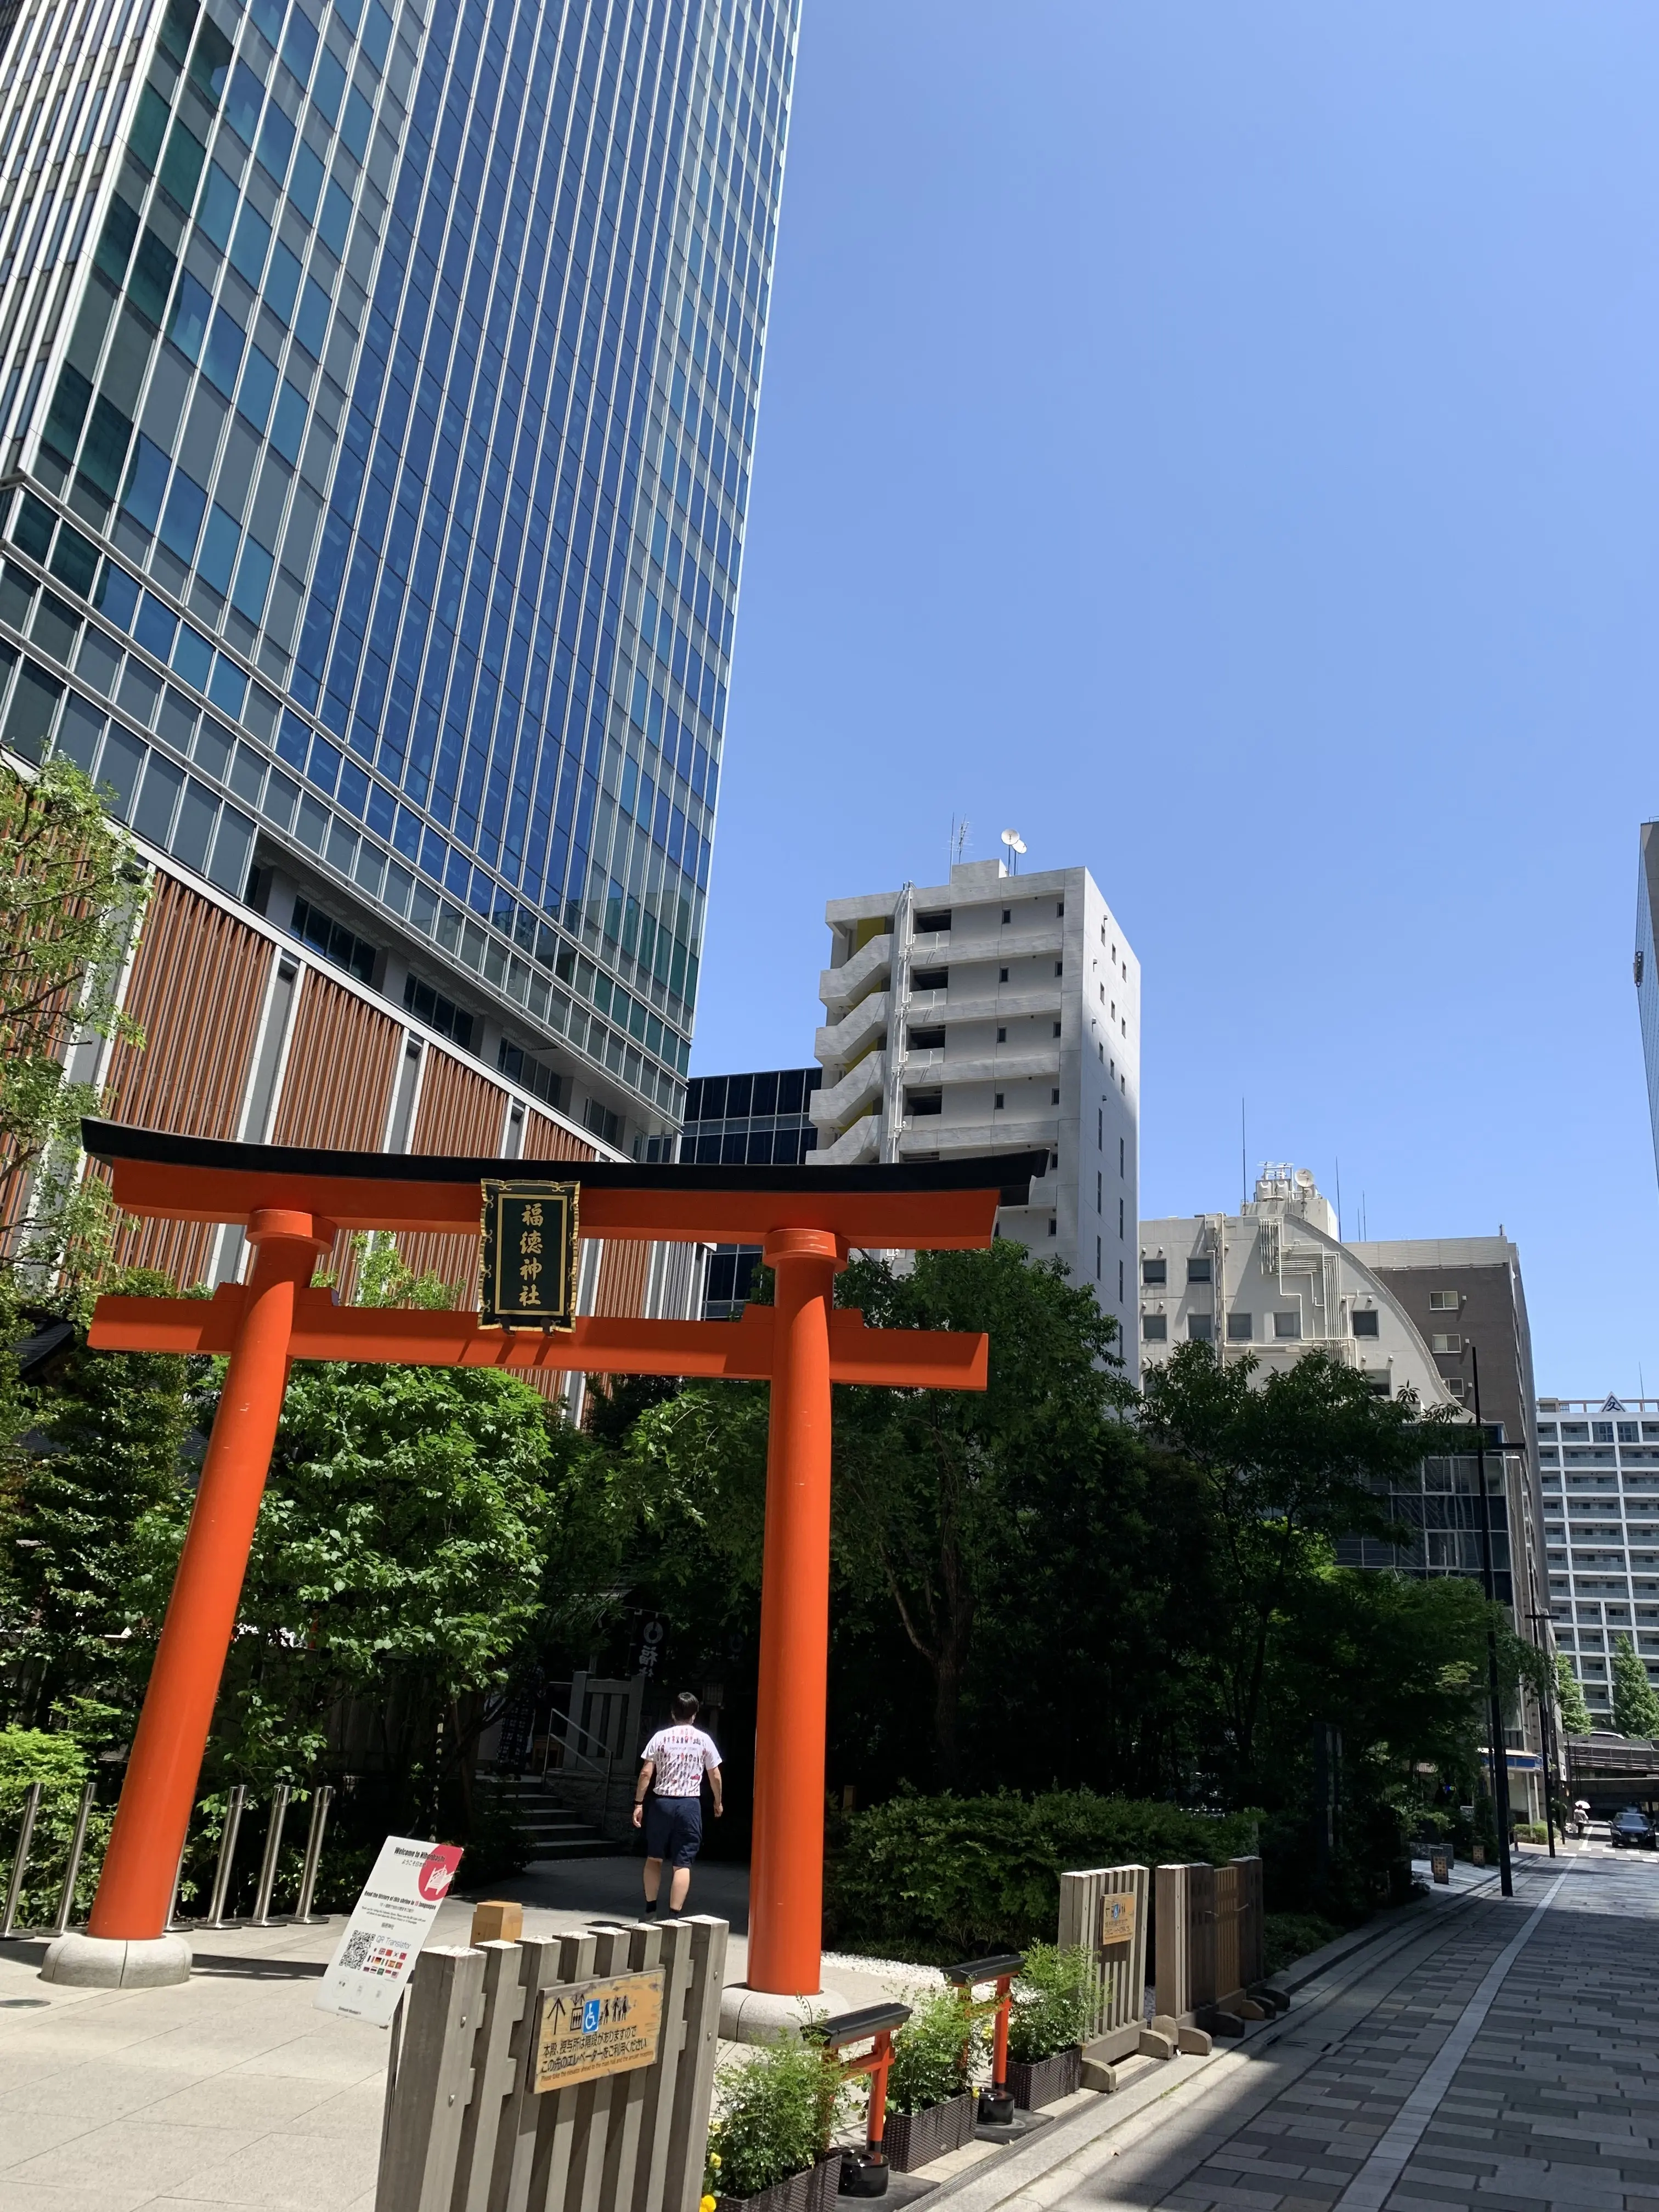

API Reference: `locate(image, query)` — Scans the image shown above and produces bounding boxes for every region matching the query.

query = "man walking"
[634,1690,723,1915]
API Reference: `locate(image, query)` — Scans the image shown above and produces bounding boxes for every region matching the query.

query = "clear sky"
[692,1,1659,1396]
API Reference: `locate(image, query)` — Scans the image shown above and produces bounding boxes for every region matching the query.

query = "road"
[1041,1846,1659,2212]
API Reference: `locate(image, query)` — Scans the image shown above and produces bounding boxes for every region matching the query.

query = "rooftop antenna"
[949,814,970,871]
[1335,1156,1342,1242]
[1000,828,1025,876]
[1240,1099,1246,1211]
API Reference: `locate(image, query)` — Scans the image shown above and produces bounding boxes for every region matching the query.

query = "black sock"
[644,1897,659,1915]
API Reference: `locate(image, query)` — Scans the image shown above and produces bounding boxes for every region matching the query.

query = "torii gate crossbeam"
[46,1121,1042,1994]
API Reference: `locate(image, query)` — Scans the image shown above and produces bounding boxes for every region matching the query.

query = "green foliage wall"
[823,1789,1258,1960]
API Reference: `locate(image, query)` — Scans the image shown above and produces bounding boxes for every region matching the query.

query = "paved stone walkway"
[1050,1849,1659,2212]
[0,1864,936,2210]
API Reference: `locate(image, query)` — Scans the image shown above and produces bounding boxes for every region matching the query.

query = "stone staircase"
[490,1774,624,1860]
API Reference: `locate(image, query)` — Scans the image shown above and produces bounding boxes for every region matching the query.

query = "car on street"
[1607,1806,1656,1850]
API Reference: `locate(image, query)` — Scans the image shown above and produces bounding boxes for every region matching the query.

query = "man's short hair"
[671,1690,701,1723]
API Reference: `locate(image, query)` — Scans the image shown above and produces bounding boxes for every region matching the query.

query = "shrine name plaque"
[480,1180,579,1329]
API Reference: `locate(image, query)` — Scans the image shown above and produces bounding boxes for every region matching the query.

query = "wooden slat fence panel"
[1214,1865,1241,2006]
[1232,1857,1265,1989]
[376,1916,727,2212]
[376,1945,486,2212]
[1153,1864,1191,2023]
[1187,1863,1217,2015]
[1057,1863,1148,2061]
[1153,1858,1266,2027]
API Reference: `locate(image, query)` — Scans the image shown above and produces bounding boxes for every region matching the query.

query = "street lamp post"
[1526,1607,1560,1861]
[1470,1343,1515,1899]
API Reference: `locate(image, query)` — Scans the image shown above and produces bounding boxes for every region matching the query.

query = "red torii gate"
[49,1119,1039,1993]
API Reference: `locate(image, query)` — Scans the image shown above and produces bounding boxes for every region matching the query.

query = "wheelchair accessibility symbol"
[583,1997,602,2033]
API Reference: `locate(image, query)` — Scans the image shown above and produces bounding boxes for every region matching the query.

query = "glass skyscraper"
[0,0,796,1152]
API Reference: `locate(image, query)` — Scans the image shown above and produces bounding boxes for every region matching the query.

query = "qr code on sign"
[341,1929,373,1972]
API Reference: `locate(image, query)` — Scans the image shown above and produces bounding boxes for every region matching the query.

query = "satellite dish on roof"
[1000,828,1025,874]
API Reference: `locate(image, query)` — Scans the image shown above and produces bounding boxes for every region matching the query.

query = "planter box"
[718,2150,840,2212]
[1007,2046,1082,2111]
[883,2091,975,2172]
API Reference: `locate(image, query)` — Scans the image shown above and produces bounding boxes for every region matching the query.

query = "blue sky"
[692,2,1659,1393]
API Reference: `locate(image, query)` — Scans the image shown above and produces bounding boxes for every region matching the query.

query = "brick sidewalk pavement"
[1044,1850,1659,2212]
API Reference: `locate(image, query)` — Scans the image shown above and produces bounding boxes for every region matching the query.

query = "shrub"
[1005,1944,1093,2065]
[1513,1822,1549,1846]
[886,1988,975,2114]
[707,2036,844,2200]
[0,1727,110,1928]
[825,1789,1258,1962]
[1262,1912,1342,1976]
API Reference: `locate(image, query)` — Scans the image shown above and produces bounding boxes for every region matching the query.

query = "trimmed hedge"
[824,1789,1259,1961]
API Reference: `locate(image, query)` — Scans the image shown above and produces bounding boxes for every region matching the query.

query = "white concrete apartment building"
[1537,1396,1659,1722]
[1138,1167,1462,1407]
[809,858,1140,1368]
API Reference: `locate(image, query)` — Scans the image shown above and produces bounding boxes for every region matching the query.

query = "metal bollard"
[166,1836,188,1931]
[53,1781,97,1936]
[252,1785,290,1926]
[294,1785,334,1922]
[207,1784,247,1928]
[1,1781,42,1937]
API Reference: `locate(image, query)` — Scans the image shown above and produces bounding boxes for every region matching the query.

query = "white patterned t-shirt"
[642,1725,721,1798]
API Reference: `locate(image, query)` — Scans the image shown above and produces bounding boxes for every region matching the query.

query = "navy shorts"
[644,1795,703,1867]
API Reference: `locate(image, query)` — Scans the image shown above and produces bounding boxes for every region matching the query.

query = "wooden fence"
[1056,1863,1150,2063]
[1153,1859,1265,2028]
[377,1914,726,2212]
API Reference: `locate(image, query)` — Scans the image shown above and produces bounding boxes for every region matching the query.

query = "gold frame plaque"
[479,1180,580,1329]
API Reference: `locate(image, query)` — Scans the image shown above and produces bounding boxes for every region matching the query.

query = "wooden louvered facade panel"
[103,873,270,1142]
[396,1049,510,1295]
[101,873,271,1282]
[410,1051,509,1158]
[270,969,400,1152]
[594,1236,651,1319]
[522,1110,597,1165]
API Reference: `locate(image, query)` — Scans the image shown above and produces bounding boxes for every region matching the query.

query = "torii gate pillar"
[748,1227,841,1995]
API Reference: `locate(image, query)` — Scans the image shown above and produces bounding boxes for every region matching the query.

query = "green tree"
[0,757,145,1276]
[124,1238,566,1823]
[0,1271,193,1736]
[830,1242,1133,1785]
[1556,1650,1592,1735]
[1262,1566,1492,1783]
[1141,1343,1458,1797]
[1611,1633,1659,1739]
[230,1364,550,1797]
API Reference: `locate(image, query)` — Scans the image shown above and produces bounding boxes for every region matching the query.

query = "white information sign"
[314,1835,464,2025]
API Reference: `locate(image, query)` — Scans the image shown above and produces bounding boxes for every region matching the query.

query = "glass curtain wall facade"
[679,1062,817,1163]
[0,0,796,1149]
[1335,1444,1525,1607]
[678,1064,818,1316]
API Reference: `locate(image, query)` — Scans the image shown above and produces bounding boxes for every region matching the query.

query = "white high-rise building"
[1536,1395,1659,1723]
[809,857,1140,1369]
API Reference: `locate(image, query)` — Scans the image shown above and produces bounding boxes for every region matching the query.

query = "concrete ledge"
[719,1982,852,2044]
[40,1931,193,1987]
